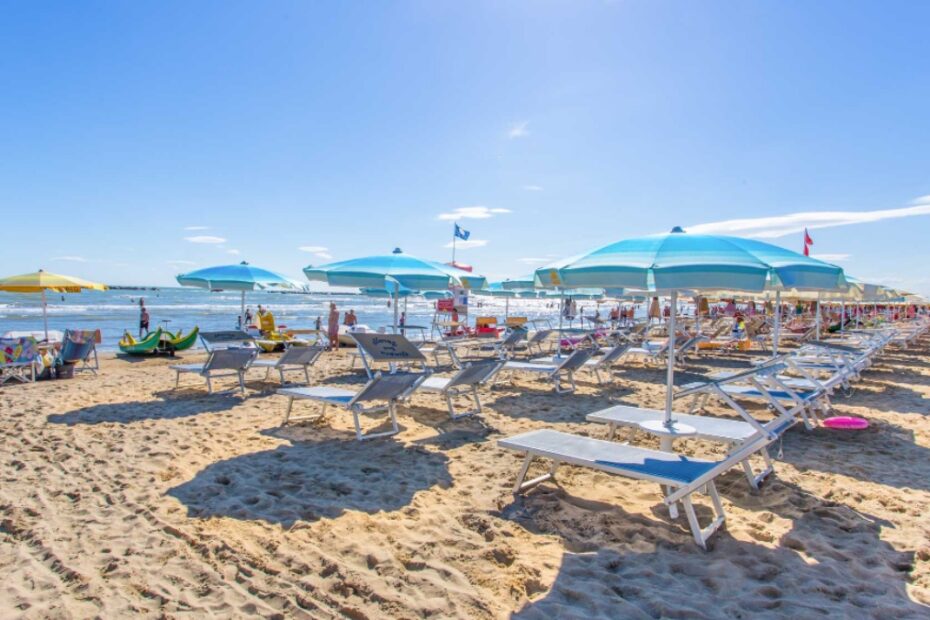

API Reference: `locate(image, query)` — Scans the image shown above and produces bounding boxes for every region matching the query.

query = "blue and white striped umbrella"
[534,227,847,430]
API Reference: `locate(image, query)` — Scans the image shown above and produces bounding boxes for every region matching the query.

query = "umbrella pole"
[505,296,509,319]
[42,289,49,342]
[241,291,246,329]
[840,301,845,332]
[815,294,822,338]
[557,289,564,359]
[773,290,781,356]
[393,281,399,333]
[664,290,678,426]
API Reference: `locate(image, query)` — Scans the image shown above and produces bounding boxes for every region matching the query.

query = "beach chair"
[276,371,428,440]
[349,332,429,378]
[250,344,325,385]
[676,362,826,430]
[199,330,257,351]
[55,329,100,375]
[523,329,555,357]
[529,342,633,385]
[0,337,39,384]
[499,428,778,548]
[502,349,593,394]
[170,347,258,394]
[472,327,528,360]
[417,360,504,419]
[586,381,798,490]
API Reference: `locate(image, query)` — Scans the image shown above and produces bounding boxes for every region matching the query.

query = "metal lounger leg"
[205,374,213,394]
[512,453,556,494]
[304,365,310,384]
[238,371,246,394]
[680,483,726,550]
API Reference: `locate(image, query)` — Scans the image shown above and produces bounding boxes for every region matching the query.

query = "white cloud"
[518,257,550,264]
[436,206,512,221]
[52,256,87,262]
[811,253,850,262]
[508,121,529,139]
[687,197,930,239]
[227,249,240,255]
[298,245,329,253]
[314,252,333,260]
[184,235,226,244]
[523,185,543,191]
[443,239,488,249]
[183,226,209,231]
[166,259,196,266]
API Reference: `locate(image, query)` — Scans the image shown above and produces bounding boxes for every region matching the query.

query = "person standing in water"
[139,303,150,337]
[327,302,340,350]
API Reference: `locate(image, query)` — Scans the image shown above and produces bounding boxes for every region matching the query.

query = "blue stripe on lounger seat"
[594,456,718,484]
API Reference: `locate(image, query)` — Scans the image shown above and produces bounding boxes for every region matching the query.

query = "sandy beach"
[1,339,928,618]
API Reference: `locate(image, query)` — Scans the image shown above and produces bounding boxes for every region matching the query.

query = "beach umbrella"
[305,248,486,331]
[176,261,299,326]
[0,269,108,341]
[536,226,846,443]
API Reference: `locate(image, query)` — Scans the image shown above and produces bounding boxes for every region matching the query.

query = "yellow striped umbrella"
[0,270,108,340]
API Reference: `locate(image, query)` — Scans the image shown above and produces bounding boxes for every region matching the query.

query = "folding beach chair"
[56,329,100,375]
[503,348,593,394]
[523,329,555,357]
[349,332,430,379]
[276,371,428,440]
[250,344,325,385]
[0,337,39,384]
[199,330,257,351]
[499,428,779,549]
[472,327,528,360]
[417,360,504,419]
[529,342,632,385]
[170,347,258,394]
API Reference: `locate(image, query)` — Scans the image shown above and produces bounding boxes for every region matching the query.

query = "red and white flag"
[803,228,813,256]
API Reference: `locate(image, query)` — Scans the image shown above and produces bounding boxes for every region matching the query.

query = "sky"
[2,1,930,295]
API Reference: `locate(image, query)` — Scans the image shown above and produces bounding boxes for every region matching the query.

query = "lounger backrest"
[205,347,257,371]
[352,371,427,404]
[200,330,256,351]
[446,360,503,389]
[675,362,787,399]
[556,349,594,372]
[501,327,528,346]
[278,344,324,366]
[0,337,38,365]
[596,343,632,366]
[59,331,96,363]
[350,332,427,363]
[527,329,553,344]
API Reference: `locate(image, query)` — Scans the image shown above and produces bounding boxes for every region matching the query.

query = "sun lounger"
[276,371,428,440]
[529,342,632,385]
[250,344,325,385]
[498,428,774,548]
[349,332,429,378]
[417,360,504,419]
[199,330,257,351]
[473,327,528,360]
[502,349,593,393]
[56,329,100,375]
[0,337,39,384]
[586,400,797,490]
[171,347,258,394]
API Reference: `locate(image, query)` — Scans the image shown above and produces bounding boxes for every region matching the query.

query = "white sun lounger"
[417,360,504,419]
[529,342,633,385]
[171,347,258,394]
[250,344,325,385]
[276,371,427,440]
[586,400,797,490]
[503,349,594,393]
[499,428,773,548]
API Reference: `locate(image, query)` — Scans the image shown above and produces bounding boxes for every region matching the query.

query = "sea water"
[0,288,617,351]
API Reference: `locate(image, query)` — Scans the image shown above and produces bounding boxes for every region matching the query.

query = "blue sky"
[2,1,930,295]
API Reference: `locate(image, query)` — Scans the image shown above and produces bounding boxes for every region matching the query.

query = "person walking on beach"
[244,307,253,326]
[344,309,358,327]
[139,303,150,337]
[327,302,340,350]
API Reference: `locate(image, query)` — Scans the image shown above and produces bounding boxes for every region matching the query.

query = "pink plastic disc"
[823,416,869,430]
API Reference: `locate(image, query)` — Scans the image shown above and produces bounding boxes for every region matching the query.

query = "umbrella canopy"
[176,262,297,292]
[501,275,538,291]
[176,261,299,326]
[304,248,485,291]
[0,269,108,340]
[535,227,847,435]
[535,227,847,292]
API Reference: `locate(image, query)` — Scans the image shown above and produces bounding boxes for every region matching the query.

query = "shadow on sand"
[168,431,452,527]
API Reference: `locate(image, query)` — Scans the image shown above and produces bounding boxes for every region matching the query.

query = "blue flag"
[454,224,470,240]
